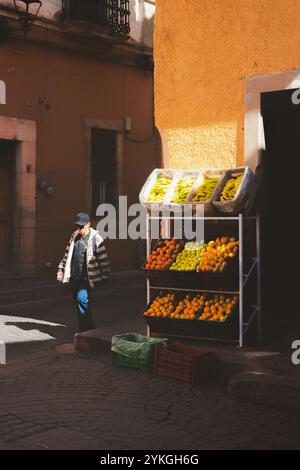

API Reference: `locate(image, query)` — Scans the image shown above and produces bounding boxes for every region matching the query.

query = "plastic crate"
[139,168,178,211]
[145,297,239,342]
[165,169,200,212]
[144,257,239,292]
[111,352,150,372]
[142,238,185,273]
[143,290,198,335]
[186,169,225,215]
[143,290,177,326]
[111,333,168,373]
[212,166,256,215]
[153,340,214,384]
[193,302,239,340]
[142,236,239,291]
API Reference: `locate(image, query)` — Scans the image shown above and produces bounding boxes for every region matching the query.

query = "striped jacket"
[58,228,110,288]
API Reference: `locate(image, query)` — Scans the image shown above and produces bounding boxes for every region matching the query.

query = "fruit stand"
[143,213,261,347]
[139,167,261,347]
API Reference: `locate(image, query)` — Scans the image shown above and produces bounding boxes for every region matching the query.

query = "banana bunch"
[220,175,243,201]
[192,178,219,202]
[171,177,196,204]
[147,176,172,202]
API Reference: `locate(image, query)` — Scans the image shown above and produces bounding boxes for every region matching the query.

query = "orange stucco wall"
[154,0,300,169]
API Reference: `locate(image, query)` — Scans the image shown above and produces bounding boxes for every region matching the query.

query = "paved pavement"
[2,286,146,362]
[0,288,299,450]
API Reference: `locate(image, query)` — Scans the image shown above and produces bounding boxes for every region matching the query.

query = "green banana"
[192,178,219,202]
[220,175,243,202]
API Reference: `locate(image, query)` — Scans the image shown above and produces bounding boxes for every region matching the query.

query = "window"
[64,0,130,35]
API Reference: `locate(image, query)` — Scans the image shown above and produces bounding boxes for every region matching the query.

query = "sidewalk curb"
[74,331,111,354]
[74,320,146,354]
[228,371,300,416]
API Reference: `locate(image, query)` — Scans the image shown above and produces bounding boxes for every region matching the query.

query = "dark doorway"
[0,140,15,269]
[91,128,117,215]
[261,89,299,319]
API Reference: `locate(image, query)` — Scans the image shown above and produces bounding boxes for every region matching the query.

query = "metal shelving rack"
[145,213,261,348]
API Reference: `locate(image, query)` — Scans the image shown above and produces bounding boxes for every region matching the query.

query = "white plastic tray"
[186,169,225,213]
[139,168,178,211]
[164,169,201,212]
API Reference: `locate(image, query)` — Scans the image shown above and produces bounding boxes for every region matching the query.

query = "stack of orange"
[196,237,239,273]
[144,292,176,318]
[144,238,184,270]
[198,294,238,322]
[170,294,206,320]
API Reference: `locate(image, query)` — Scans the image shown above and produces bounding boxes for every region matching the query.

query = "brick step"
[74,318,146,354]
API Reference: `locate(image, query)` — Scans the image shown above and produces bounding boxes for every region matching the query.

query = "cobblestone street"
[0,349,300,450]
[1,0,300,456]
[0,290,299,450]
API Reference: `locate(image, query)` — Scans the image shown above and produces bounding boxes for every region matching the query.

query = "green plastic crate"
[111,332,168,373]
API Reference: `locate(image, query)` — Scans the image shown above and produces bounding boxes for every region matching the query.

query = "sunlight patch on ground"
[0,315,66,344]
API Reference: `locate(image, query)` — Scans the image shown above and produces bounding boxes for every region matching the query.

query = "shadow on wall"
[155,126,168,168]
[152,125,163,167]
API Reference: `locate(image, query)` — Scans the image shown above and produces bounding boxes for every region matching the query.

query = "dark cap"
[74,212,90,227]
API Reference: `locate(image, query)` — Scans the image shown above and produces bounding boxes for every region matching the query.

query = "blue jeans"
[71,278,95,332]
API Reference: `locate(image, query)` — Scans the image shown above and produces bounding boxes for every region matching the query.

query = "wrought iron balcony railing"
[63,0,130,35]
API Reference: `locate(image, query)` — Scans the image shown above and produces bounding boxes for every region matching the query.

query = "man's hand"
[57,269,64,283]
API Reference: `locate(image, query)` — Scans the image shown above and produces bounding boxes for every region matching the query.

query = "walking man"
[57,212,110,332]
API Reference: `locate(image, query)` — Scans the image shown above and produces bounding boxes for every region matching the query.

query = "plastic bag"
[111,332,168,372]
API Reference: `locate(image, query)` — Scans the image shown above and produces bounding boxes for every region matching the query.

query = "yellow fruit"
[220,175,243,202]
[192,178,220,202]
[170,241,205,271]
[196,237,239,273]
[147,176,172,202]
[171,177,197,203]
